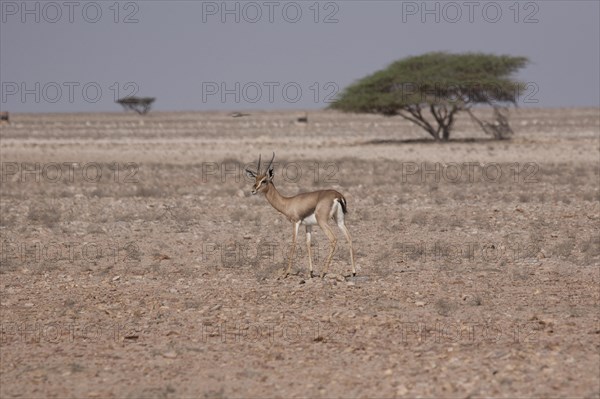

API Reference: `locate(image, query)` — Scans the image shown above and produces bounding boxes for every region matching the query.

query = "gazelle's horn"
[257,154,261,174]
[266,152,275,172]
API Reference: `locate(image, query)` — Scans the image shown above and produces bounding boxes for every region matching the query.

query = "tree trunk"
[442,128,450,141]
[429,128,440,141]
[398,105,459,141]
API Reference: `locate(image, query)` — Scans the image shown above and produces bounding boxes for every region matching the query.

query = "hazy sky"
[1,0,599,112]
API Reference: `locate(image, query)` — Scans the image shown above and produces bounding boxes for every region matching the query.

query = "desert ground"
[0,108,599,398]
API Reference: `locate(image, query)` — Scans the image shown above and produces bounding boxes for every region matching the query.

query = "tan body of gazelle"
[245,153,356,278]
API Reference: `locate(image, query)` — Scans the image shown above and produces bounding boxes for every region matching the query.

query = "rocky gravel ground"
[1,108,599,398]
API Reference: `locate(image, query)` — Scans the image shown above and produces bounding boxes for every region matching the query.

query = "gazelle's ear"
[267,166,274,181]
[245,168,257,178]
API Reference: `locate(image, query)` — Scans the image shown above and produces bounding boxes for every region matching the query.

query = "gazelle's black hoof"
[352,272,356,277]
[309,271,315,279]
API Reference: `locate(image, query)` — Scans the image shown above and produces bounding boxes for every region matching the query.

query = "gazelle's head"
[245,152,275,195]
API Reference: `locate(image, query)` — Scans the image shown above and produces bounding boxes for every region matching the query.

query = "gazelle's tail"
[337,197,348,214]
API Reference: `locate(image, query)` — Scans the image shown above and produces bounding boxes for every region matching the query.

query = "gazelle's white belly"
[300,213,317,226]
[299,201,343,226]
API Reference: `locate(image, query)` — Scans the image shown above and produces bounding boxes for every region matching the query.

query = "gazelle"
[245,153,356,279]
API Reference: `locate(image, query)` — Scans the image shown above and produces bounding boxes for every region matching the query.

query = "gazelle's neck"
[264,182,290,217]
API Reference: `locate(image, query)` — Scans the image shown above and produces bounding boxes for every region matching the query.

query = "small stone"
[24,303,34,307]
[415,301,426,307]
[384,369,393,376]
[236,189,245,198]
[396,385,408,396]
[325,273,345,282]
[162,351,177,359]
[347,276,369,283]
[112,276,120,281]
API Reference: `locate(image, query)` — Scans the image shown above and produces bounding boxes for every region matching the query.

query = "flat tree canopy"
[330,52,529,140]
[116,96,156,115]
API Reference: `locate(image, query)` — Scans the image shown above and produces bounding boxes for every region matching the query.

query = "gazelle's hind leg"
[305,225,315,278]
[336,209,356,276]
[317,218,337,279]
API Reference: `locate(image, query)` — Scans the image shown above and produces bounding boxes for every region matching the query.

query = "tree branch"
[397,105,438,138]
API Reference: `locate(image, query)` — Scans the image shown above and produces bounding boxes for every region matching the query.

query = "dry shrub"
[519,193,531,203]
[230,209,246,222]
[28,204,60,227]
[553,239,575,259]
[581,235,600,259]
[0,256,19,273]
[582,191,599,202]
[218,185,240,197]
[90,187,111,198]
[253,259,283,282]
[0,212,16,227]
[135,186,164,197]
[435,298,456,316]
[410,211,428,226]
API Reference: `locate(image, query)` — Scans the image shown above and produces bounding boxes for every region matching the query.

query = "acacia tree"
[330,52,529,140]
[116,96,156,115]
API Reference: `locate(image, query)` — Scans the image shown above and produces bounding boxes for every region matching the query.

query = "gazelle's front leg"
[282,221,301,278]
[305,225,314,278]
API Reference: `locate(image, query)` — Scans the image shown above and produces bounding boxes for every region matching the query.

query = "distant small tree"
[116,96,155,115]
[329,52,529,140]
